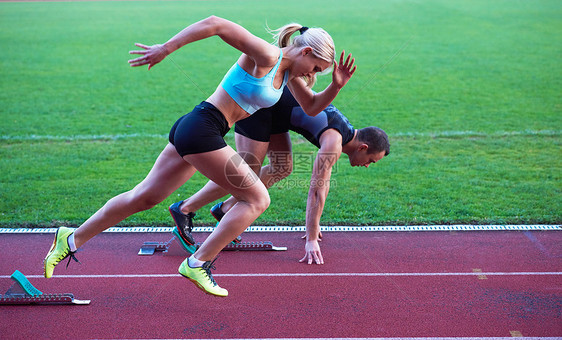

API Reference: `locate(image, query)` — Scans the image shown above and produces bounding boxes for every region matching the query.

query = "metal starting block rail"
[0,270,90,305]
[0,293,88,305]
[139,235,287,256]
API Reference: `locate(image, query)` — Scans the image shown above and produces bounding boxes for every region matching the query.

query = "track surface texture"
[1,230,561,339]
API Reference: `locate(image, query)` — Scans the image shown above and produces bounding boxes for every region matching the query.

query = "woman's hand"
[299,239,324,265]
[128,43,170,70]
[332,50,356,89]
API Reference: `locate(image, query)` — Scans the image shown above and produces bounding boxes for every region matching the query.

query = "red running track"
[0,230,561,339]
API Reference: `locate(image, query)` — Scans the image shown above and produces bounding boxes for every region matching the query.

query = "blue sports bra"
[219,49,289,114]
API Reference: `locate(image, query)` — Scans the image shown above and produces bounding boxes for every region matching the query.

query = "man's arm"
[300,129,342,264]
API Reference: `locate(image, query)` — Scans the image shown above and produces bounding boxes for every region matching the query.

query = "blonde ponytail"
[268,23,336,87]
[270,23,302,48]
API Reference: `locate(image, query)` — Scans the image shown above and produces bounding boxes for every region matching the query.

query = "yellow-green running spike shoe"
[178,258,228,297]
[44,227,79,278]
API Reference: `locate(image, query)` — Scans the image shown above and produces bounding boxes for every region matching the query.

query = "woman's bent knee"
[258,191,271,213]
[246,189,270,214]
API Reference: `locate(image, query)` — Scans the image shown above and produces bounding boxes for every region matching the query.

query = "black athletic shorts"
[234,107,290,142]
[169,101,230,156]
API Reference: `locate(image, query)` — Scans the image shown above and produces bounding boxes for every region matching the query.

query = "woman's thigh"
[183,145,269,203]
[131,143,197,202]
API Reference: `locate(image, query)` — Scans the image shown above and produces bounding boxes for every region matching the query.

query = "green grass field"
[1,0,560,227]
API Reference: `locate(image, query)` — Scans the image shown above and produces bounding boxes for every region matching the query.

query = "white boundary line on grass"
[0,225,560,234]
[1,129,560,141]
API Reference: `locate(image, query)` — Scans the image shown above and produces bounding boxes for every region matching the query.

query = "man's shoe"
[178,258,228,297]
[210,202,242,244]
[169,201,197,254]
[44,227,80,278]
[209,202,226,222]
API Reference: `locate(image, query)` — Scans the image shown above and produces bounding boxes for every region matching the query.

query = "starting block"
[139,235,287,256]
[0,270,90,305]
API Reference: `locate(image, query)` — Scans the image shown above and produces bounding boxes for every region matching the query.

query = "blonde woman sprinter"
[43,16,356,297]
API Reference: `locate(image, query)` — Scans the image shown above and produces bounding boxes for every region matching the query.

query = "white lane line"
[2,129,559,141]
[1,272,560,279]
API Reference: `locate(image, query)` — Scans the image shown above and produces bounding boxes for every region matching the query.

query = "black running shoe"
[210,202,226,222]
[210,202,242,244]
[169,201,196,250]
